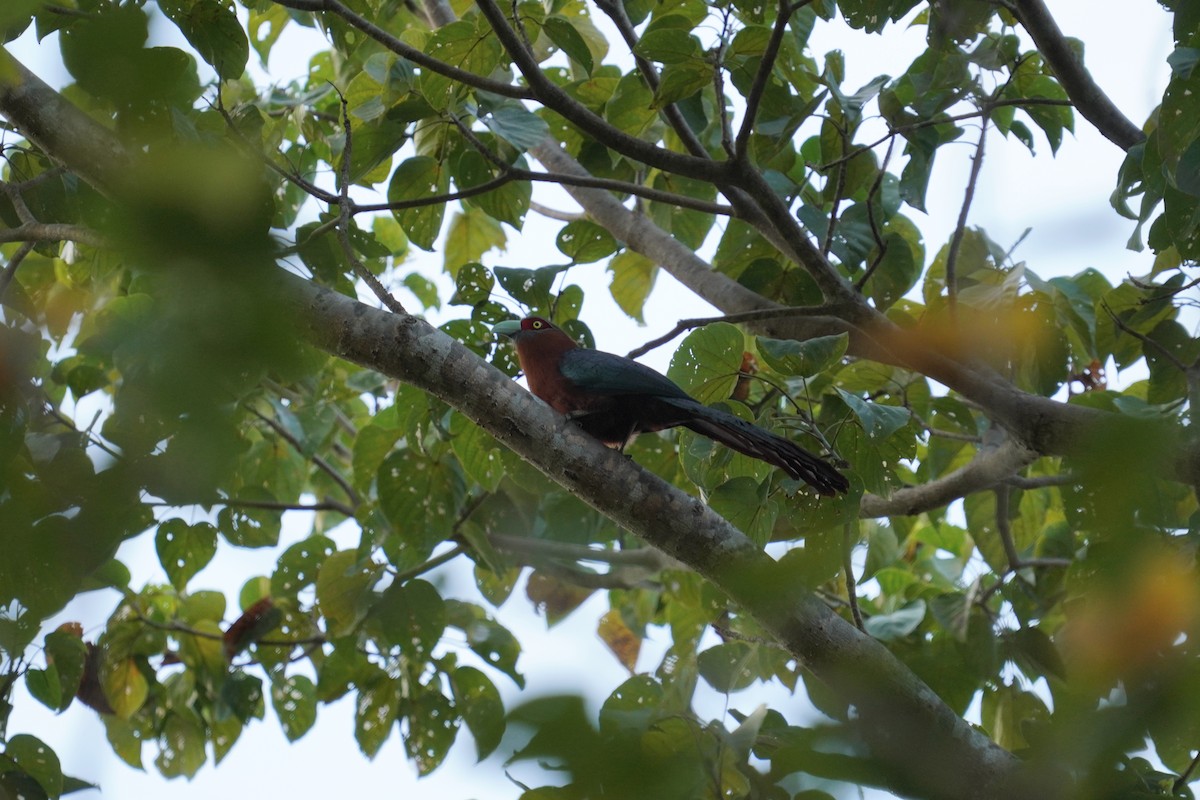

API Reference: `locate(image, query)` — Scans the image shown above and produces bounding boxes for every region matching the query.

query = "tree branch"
[280,274,1046,799]
[471,0,736,184]
[945,112,989,314]
[271,0,534,100]
[735,0,806,160]
[1011,0,1144,151]
[859,437,1038,518]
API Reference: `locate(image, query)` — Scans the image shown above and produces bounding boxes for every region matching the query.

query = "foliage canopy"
[0,0,1198,798]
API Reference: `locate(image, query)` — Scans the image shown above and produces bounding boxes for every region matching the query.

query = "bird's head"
[491,316,559,342]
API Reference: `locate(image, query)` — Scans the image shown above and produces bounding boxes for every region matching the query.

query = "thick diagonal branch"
[1011,0,1144,150]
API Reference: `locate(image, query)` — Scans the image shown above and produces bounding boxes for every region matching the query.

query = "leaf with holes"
[6,734,63,798]
[388,156,449,251]
[271,535,336,599]
[599,674,663,736]
[155,519,217,589]
[451,666,505,760]
[369,578,446,656]
[444,210,505,277]
[556,219,618,263]
[608,251,657,322]
[450,413,505,491]
[405,689,460,775]
[667,323,744,404]
[217,504,280,548]
[482,103,551,151]
[272,675,318,741]
[698,641,758,693]
[446,600,524,687]
[835,388,911,440]
[155,711,207,778]
[755,333,848,378]
[355,672,401,758]
[315,550,382,638]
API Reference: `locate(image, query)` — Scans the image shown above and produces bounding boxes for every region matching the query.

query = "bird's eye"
[532,320,543,328]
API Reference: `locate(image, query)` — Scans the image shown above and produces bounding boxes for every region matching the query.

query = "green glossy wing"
[558,349,690,399]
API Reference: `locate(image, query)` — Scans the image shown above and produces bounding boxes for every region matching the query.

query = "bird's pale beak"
[491,320,521,338]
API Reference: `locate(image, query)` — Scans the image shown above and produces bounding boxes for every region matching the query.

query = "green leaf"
[156,712,207,778]
[494,265,563,314]
[100,657,149,719]
[154,519,217,590]
[6,734,63,798]
[556,220,618,263]
[388,156,449,251]
[446,600,524,687]
[450,413,505,491]
[315,550,383,638]
[599,674,664,735]
[667,323,744,404]
[864,599,926,641]
[159,0,249,80]
[220,671,265,722]
[217,504,280,548]
[483,103,552,151]
[982,685,1049,752]
[26,666,63,711]
[352,422,403,492]
[450,261,496,306]
[355,673,400,758]
[377,450,465,561]
[634,28,700,63]
[708,477,778,547]
[697,642,758,692]
[405,689,459,775]
[43,630,88,712]
[403,273,440,310]
[454,152,530,230]
[272,675,318,741]
[755,334,848,377]
[271,536,336,598]
[652,61,712,109]
[835,388,911,440]
[451,666,505,760]
[607,252,657,322]
[543,16,594,74]
[370,578,446,656]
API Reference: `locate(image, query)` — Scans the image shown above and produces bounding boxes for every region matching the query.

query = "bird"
[492,316,849,495]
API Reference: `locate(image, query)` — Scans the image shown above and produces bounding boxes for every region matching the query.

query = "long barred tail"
[681,403,848,496]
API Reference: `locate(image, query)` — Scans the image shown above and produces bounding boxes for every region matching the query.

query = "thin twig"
[945,111,989,315]
[843,523,865,632]
[734,0,811,161]
[1173,750,1200,795]
[821,117,850,258]
[272,0,533,100]
[1102,301,1189,373]
[333,90,407,314]
[489,533,680,570]
[625,305,846,358]
[0,240,34,299]
[245,404,361,507]
[816,98,1069,172]
[221,497,356,516]
[392,544,465,583]
[855,136,897,292]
